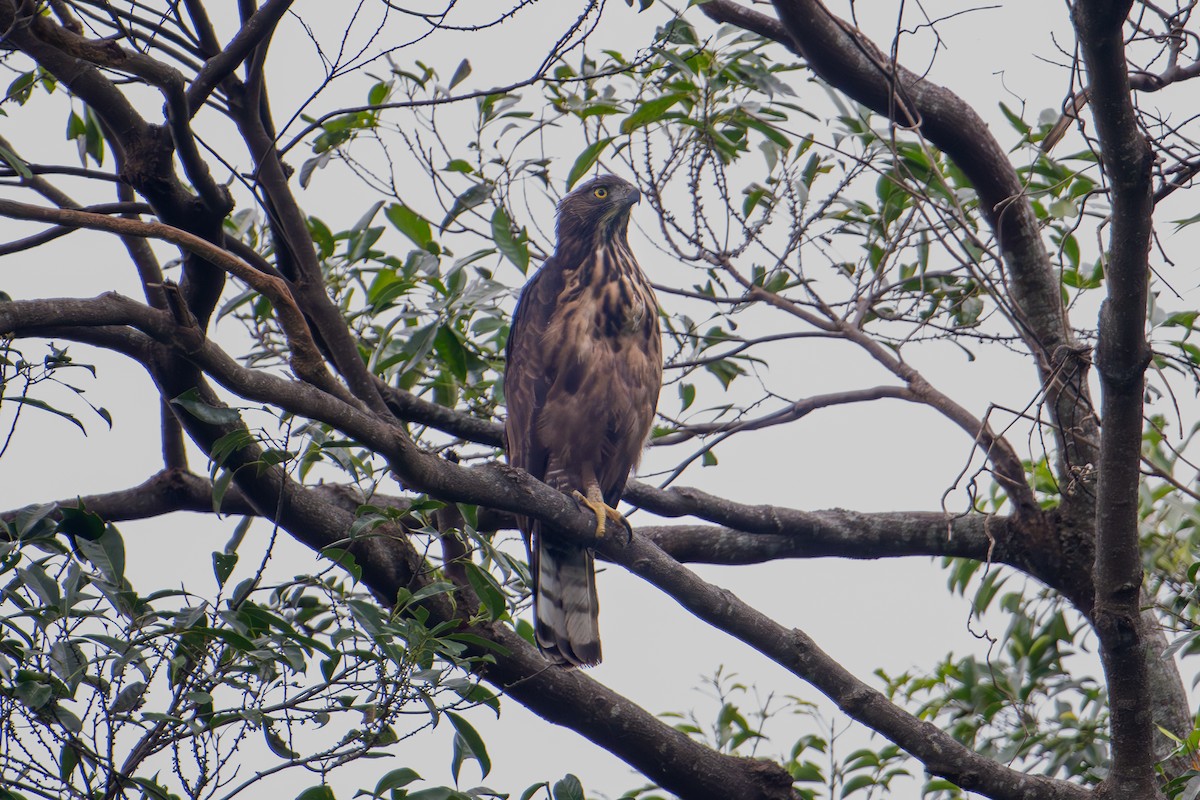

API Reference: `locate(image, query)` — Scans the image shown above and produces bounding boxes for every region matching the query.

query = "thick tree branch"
[1,470,1008,568]
[636,514,999,564]
[0,470,257,524]
[0,202,150,255]
[1073,2,1162,797]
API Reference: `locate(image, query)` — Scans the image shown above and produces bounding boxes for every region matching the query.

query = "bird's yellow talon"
[572,488,626,539]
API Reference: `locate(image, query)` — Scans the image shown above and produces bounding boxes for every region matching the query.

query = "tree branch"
[636,513,998,564]
[1072,1,1163,796]
[654,385,912,443]
[1,470,1007,568]
[185,0,295,114]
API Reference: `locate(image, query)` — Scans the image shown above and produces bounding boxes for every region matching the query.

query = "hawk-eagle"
[504,175,662,667]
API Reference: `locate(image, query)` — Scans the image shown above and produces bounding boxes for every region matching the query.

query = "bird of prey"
[504,175,662,667]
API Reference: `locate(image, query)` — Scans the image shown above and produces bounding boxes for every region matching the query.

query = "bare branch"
[654,385,912,444]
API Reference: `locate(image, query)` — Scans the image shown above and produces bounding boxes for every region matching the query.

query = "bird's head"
[556,174,641,245]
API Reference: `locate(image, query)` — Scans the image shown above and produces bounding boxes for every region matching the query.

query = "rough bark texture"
[1073,1,1162,797]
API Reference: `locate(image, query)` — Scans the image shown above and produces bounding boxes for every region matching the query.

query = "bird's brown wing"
[504,256,564,493]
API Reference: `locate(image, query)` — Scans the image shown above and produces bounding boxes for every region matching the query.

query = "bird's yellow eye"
[593,186,608,199]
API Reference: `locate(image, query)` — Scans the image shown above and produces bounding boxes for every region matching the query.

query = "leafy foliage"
[0,506,495,800]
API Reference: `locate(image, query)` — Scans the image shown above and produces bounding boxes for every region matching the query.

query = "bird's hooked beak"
[621,185,642,209]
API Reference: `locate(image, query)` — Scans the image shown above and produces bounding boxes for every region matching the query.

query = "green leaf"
[296,787,336,800]
[404,790,457,800]
[299,152,331,188]
[924,779,962,792]
[399,581,455,611]
[58,505,105,541]
[620,94,682,135]
[451,681,501,716]
[841,774,876,796]
[705,358,745,389]
[386,204,435,251]
[552,775,585,800]
[566,138,613,190]
[663,17,697,44]
[448,59,472,90]
[128,777,173,800]
[491,207,529,274]
[320,547,363,581]
[368,81,390,106]
[7,71,36,105]
[463,562,506,621]
[519,784,549,800]
[361,768,421,798]
[14,677,54,710]
[998,102,1030,135]
[59,743,79,782]
[171,389,241,425]
[14,502,58,539]
[679,383,695,411]
[211,468,235,514]
[264,724,299,759]
[1061,233,1080,268]
[742,114,792,149]
[79,107,105,166]
[439,182,492,232]
[212,551,238,587]
[49,640,86,695]
[1048,198,1076,219]
[433,325,468,383]
[0,140,31,178]
[447,710,491,780]
[108,681,146,714]
[19,562,62,608]
[3,396,85,434]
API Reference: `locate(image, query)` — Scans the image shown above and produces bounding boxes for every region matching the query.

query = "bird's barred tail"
[534,538,601,667]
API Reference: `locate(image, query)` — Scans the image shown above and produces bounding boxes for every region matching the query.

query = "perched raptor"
[504,175,662,667]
